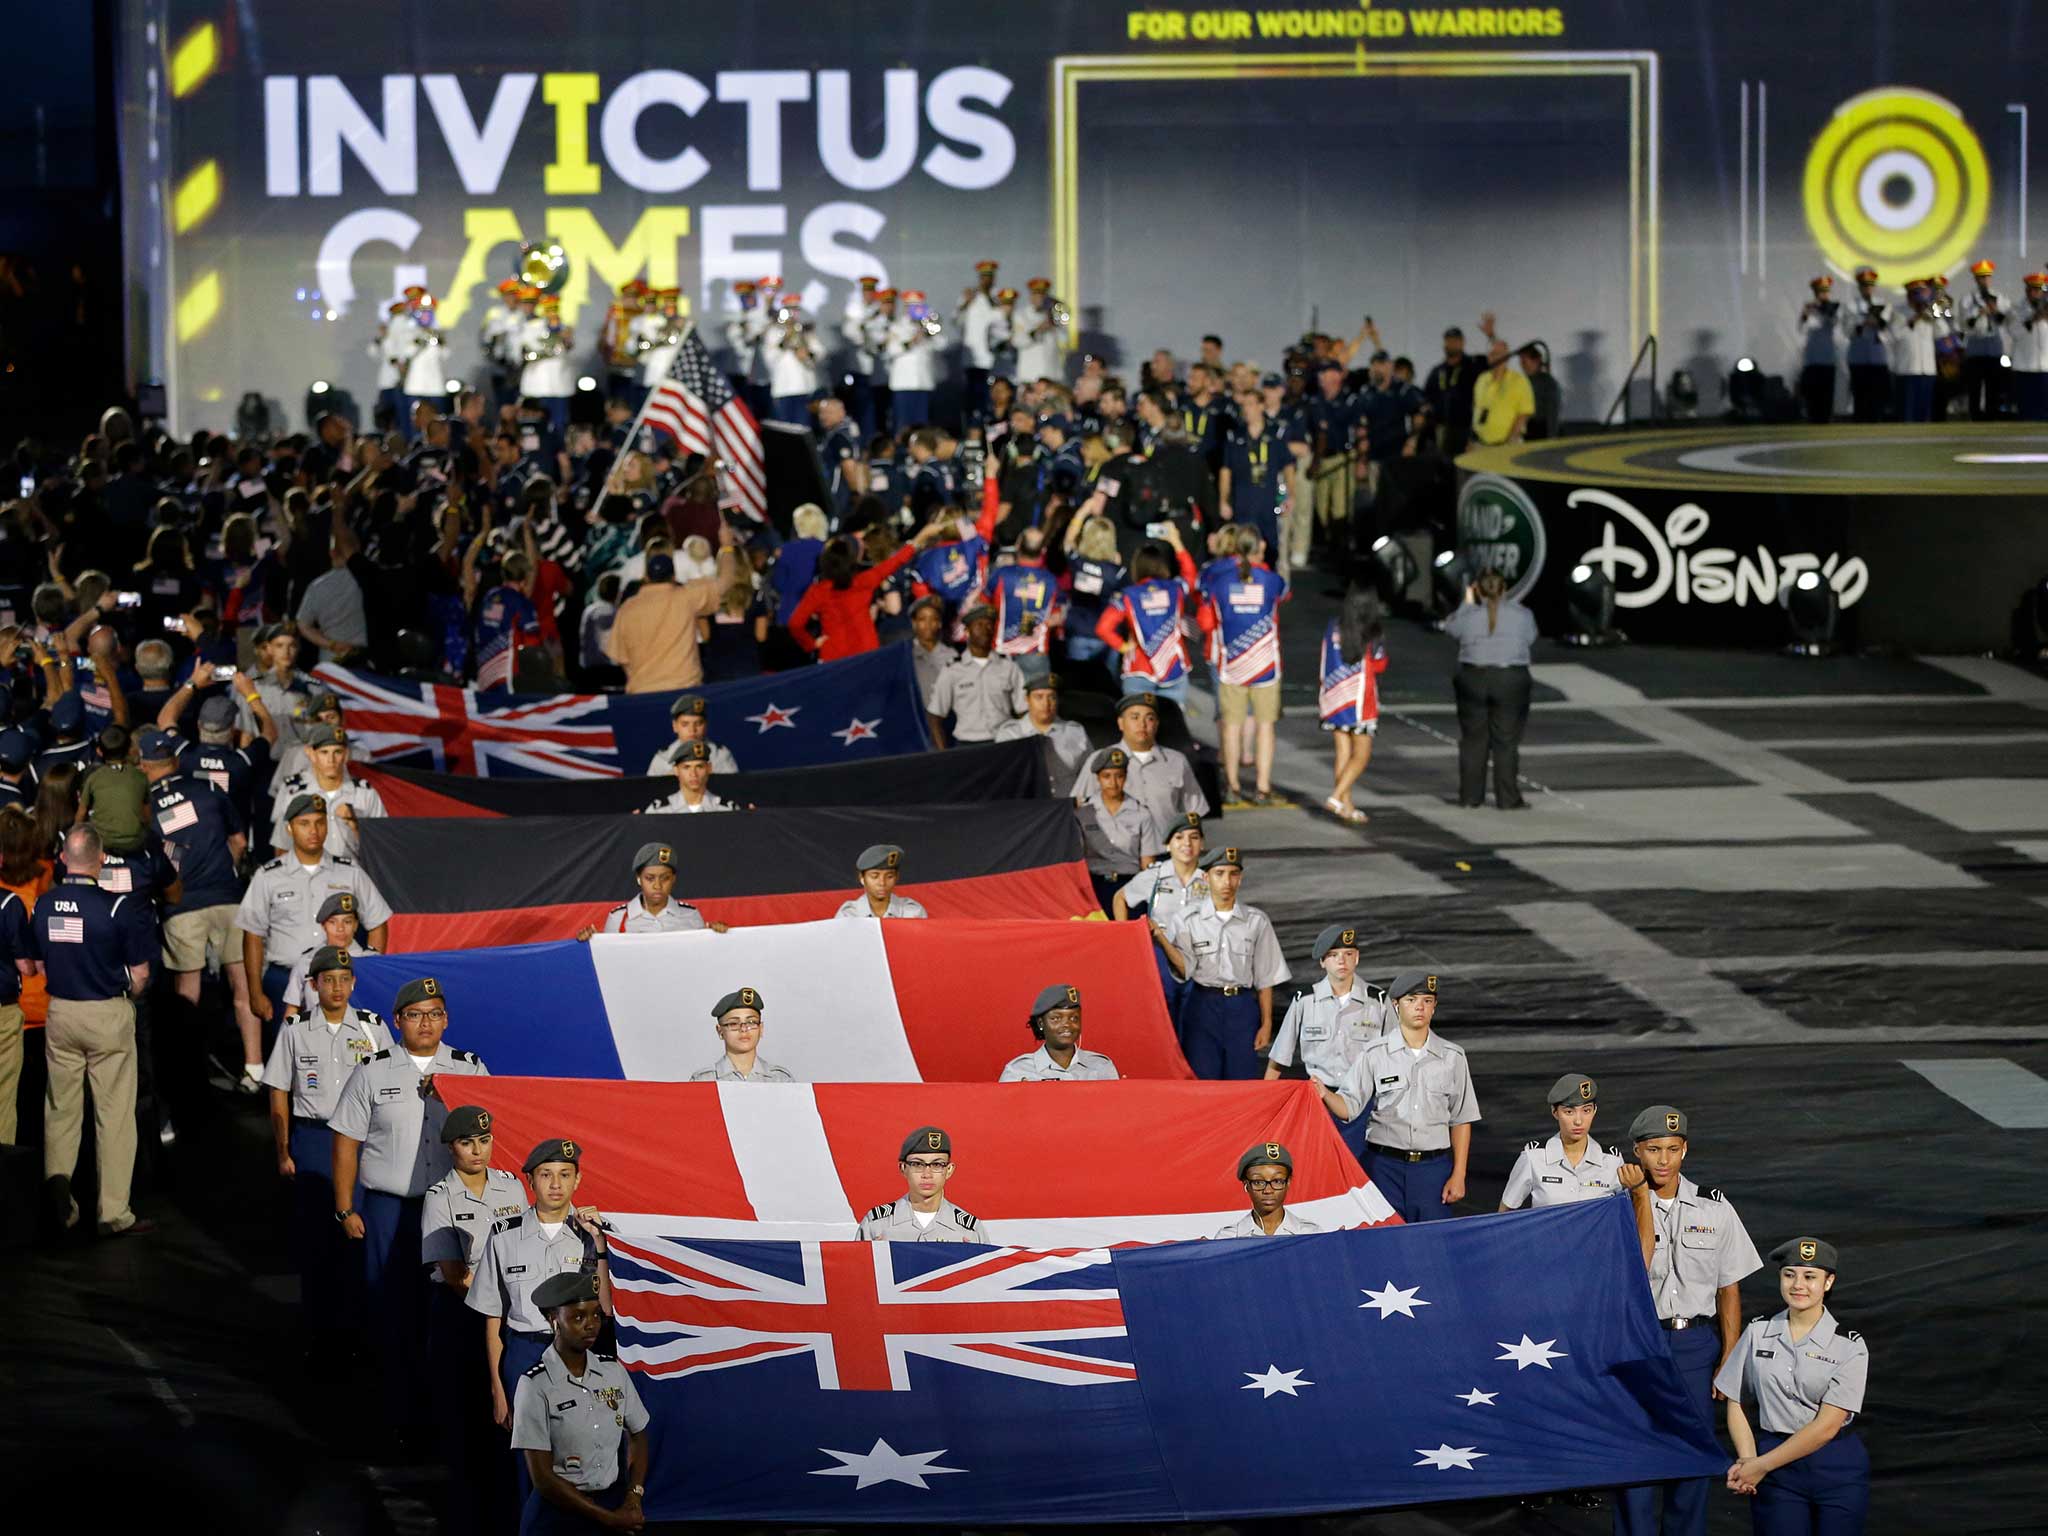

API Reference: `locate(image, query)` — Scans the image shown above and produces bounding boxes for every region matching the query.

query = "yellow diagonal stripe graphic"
[176,271,222,342]
[172,160,220,234]
[169,23,218,98]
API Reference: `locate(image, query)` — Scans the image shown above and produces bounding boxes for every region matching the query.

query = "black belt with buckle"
[1214,984,1243,996]
[1367,1142,1448,1163]
[1661,1315,1715,1331]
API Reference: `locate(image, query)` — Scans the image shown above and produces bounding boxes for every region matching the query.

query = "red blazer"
[788,542,918,662]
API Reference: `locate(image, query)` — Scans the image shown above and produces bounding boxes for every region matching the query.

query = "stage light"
[1431,549,1472,615]
[1733,356,1757,373]
[1370,534,1420,606]
[304,382,360,432]
[1782,568,1838,656]
[576,375,598,393]
[2000,354,2012,369]
[444,379,463,395]
[1667,369,1699,418]
[1728,359,1768,419]
[309,379,330,395]
[1565,562,1618,646]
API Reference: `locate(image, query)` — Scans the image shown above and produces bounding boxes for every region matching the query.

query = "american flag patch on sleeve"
[48,917,84,944]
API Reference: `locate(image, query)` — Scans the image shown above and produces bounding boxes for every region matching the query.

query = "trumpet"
[921,314,944,339]
[523,328,568,364]
[513,237,570,295]
[1049,298,1071,330]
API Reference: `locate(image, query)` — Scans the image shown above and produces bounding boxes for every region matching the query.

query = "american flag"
[47,916,84,944]
[609,1235,1134,1393]
[641,326,767,520]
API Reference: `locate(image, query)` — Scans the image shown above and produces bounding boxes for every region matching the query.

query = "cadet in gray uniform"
[992,673,1092,795]
[690,986,795,1081]
[329,975,489,1434]
[1719,1237,1871,1532]
[259,944,392,1355]
[1500,1072,1639,1211]
[577,842,717,938]
[645,694,739,775]
[926,604,1027,747]
[836,843,929,919]
[639,740,733,814]
[471,1134,613,1500]
[998,982,1119,1081]
[281,891,373,1016]
[422,1104,526,1536]
[857,1125,989,1243]
[238,791,392,1023]
[1265,922,1389,1160]
[511,1270,650,1536]
[1615,1103,1763,1536]
[1321,971,1478,1223]
[1079,747,1163,905]
[908,595,957,711]
[1073,691,1210,845]
[269,722,387,857]
[1214,1141,1325,1238]
[1153,846,1290,1080]
[1115,810,1210,1024]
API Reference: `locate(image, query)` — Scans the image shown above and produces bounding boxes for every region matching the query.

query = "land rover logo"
[1456,473,1547,600]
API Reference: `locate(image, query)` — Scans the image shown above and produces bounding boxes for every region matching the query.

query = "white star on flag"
[1457,1387,1499,1406]
[810,1438,966,1490]
[1496,1334,1567,1371]
[1414,1443,1488,1471]
[832,717,881,746]
[1240,1365,1313,1398]
[1358,1281,1431,1319]
[745,703,800,732]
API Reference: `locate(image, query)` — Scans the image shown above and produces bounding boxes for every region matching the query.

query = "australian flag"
[609,1199,1726,1523]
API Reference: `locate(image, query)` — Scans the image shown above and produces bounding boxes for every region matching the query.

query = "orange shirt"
[0,858,53,1025]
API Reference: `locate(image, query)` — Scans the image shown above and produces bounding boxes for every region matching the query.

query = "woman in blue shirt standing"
[1443,567,1537,809]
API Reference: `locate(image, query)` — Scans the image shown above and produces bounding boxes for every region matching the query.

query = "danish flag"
[609,1234,1135,1392]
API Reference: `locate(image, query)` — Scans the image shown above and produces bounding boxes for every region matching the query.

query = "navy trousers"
[1365,1147,1453,1221]
[501,1328,553,1502]
[290,1119,362,1334]
[1180,986,1261,1079]
[519,1478,626,1536]
[1614,1324,1721,1536]
[361,1189,427,1429]
[1751,1430,1868,1535]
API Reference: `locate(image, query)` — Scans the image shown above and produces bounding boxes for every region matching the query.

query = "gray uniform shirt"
[258,1005,393,1121]
[834,894,928,920]
[1501,1135,1627,1208]
[268,772,387,857]
[1266,978,1391,1085]
[690,1055,795,1082]
[1645,1175,1762,1320]
[927,653,1028,742]
[468,1208,601,1334]
[268,736,372,796]
[1443,600,1538,667]
[598,896,706,934]
[857,1195,989,1244]
[1164,903,1291,991]
[1332,1031,1480,1144]
[1080,796,1162,877]
[992,716,1092,796]
[911,639,957,711]
[1116,861,1211,929]
[646,739,739,775]
[511,1347,649,1491]
[282,939,374,1015]
[1713,1308,1869,1433]
[328,1044,490,1196]
[1213,1208,1325,1239]
[1073,743,1210,843]
[421,1167,528,1279]
[238,668,314,742]
[640,789,732,814]
[997,1045,1119,1082]
[236,854,394,963]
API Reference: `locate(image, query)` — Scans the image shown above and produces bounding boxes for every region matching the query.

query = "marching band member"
[958,260,1003,427]
[1960,258,2010,419]
[1892,279,1946,423]
[741,275,781,415]
[723,278,761,398]
[887,290,940,429]
[637,289,684,402]
[1012,277,1065,387]
[841,274,883,433]
[1796,276,1842,424]
[601,279,646,404]
[399,290,447,430]
[989,285,1019,383]
[863,286,898,435]
[765,292,821,425]
[1844,268,1892,422]
[373,298,410,428]
[480,279,524,410]
[519,294,576,438]
[2014,272,2048,422]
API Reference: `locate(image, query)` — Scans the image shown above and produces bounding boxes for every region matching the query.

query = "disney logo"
[1570,489,1867,610]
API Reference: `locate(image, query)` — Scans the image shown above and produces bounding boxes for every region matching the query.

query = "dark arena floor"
[6,583,2044,1536]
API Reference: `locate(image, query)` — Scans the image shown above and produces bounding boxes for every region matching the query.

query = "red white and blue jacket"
[1094,547,1204,683]
[1318,617,1388,727]
[1203,564,1290,687]
[982,561,1061,656]
[473,583,541,692]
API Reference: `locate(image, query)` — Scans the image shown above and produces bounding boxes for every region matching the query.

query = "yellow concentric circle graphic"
[1803,87,1989,286]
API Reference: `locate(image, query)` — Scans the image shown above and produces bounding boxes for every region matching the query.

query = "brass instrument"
[523,327,568,364]
[515,237,570,294]
[1049,298,1071,330]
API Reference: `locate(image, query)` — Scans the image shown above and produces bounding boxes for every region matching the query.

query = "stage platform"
[1457,425,2048,652]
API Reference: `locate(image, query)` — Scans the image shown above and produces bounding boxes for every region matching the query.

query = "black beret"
[1115,691,1160,716]
[1168,812,1205,840]
[392,976,443,1012]
[441,1104,492,1143]
[523,1137,582,1174]
[282,792,327,822]
[1769,1236,1839,1273]
[899,1125,951,1160]
[1387,969,1438,1001]
[307,945,354,977]
[306,722,347,749]
[1030,982,1080,1018]
[1024,672,1060,693]
[1237,1142,1293,1179]
[673,740,712,765]
[533,1269,601,1313]
[1199,846,1243,870]
[669,694,707,719]
[315,891,358,923]
[712,986,764,1019]
[1091,747,1130,774]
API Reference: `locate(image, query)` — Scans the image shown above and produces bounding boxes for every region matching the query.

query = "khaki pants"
[0,1002,20,1144]
[1311,453,1353,534]
[44,996,138,1227]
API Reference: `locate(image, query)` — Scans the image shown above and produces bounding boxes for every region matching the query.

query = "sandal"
[1324,796,1368,824]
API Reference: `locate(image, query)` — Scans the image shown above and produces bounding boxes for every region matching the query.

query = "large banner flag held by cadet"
[310,644,928,778]
[356,738,1047,818]
[351,918,1186,1081]
[357,800,1096,950]
[444,1077,1390,1243]
[476,1186,1720,1520]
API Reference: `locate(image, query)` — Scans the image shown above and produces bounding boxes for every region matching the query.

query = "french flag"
[351,918,1189,1083]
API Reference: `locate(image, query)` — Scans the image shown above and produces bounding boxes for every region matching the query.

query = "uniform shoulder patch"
[594,1351,618,1363]
[522,1360,548,1378]
[354,1008,381,1023]
[371,1048,392,1060]
[954,1210,978,1228]
[864,1203,894,1221]
[1523,1138,1543,1151]
[492,1213,525,1234]
[451,1048,480,1064]
[332,855,357,866]
[1701,1186,1726,1202]
[1842,1328,1863,1343]
[261,856,286,872]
